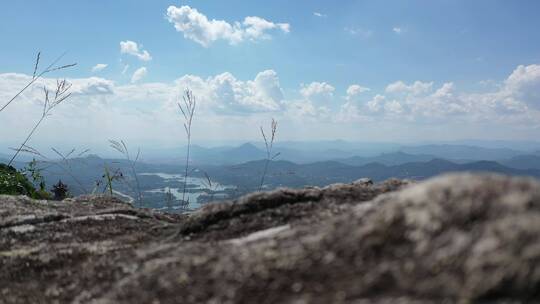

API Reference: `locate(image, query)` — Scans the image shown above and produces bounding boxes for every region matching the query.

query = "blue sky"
[1,0,540,150]
[2,0,539,89]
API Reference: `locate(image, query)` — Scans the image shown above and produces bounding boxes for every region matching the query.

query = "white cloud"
[71,77,115,96]
[286,99,331,121]
[2,64,540,145]
[345,27,373,38]
[91,64,108,73]
[406,83,469,118]
[384,100,404,114]
[178,70,284,113]
[366,94,386,113]
[300,82,335,104]
[379,73,535,120]
[290,82,336,118]
[120,40,152,61]
[432,82,454,99]
[243,16,290,40]
[386,80,433,95]
[0,70,289,146]
[131,67,147,83]
[313,12,326,18]
[336,100,364,122]
[287,100,319,117]
[337,65,540,123]
[166,5,290,47]
[122,65,130,75]
[393,27,403,34]
[346,84,370,99]
[251,70,285,107]
[503,64,540,109]
[335,85,372,122]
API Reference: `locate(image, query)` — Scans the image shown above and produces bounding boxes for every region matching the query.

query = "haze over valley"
[4,140,540,210]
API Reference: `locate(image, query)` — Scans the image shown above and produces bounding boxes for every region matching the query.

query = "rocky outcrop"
[1,173,540,303]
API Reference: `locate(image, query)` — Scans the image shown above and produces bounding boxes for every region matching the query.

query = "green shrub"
[0,163,49,199]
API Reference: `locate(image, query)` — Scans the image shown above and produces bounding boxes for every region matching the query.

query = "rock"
[178,178,409,241]
[353,177,374,186]
[1,173,540,303]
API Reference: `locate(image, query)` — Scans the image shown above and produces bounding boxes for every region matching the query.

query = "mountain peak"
[237,142,259,150]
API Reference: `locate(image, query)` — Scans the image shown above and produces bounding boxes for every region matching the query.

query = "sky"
[1,0,540,152]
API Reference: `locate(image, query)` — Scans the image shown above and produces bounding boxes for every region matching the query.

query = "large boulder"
[1,173,540,303]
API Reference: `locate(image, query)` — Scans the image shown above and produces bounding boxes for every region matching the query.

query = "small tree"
[51,180,68,201]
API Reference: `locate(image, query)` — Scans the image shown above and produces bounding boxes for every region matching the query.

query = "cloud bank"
[1,64,540,146]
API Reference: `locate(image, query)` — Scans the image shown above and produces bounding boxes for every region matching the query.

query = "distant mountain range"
[3,150,540,208]
[399,144,523,161]
[334,151,437,166]
[5,142,540,170]
[500,154,540,170]
[141,143,355,165]
[0,152,34,164]
[138,142,540,166]
[203,158,540,190]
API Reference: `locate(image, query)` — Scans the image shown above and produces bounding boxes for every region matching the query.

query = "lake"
[139,172,235,210]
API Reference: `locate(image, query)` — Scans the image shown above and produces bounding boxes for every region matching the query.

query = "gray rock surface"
[1,173,539,303]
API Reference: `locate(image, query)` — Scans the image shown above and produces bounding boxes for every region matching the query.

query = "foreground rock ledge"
[1,173,540,303]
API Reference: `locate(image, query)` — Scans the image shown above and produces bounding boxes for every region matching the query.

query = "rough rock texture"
[2,173,540,303]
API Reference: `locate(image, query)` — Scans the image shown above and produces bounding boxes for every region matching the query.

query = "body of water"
[139,173,234,209]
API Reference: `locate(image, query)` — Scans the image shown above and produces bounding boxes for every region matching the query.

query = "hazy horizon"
[3,139,540,163]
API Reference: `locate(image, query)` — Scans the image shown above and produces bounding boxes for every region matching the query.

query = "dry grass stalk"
[9,79,73,166]
[0,52,76,113]
[109,139,143,207]
[259,118,279,191]
[15,145,90,193]
[178,89,196,210]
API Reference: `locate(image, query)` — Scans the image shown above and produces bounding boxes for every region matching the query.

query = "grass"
[9,79,74,166]
[1,52,75,166]
[16,145,90,194]
[101,166,124,196]
[109,139,142,206]
[178,89,196,210]
[259,118,279,191]
[0,52,76,114]
[201,171,217,202]
[0,52,76,199]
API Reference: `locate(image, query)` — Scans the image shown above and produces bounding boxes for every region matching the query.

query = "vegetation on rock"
[0,163,49,199]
